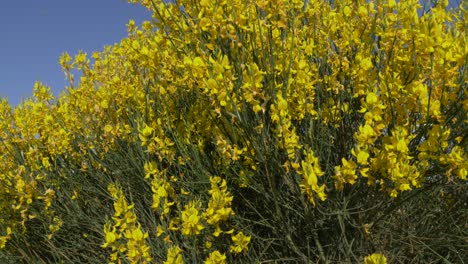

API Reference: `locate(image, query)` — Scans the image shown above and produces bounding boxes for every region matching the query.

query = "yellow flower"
[364,253,387,264]
[230,231,251,254]
[204,176,234,227]
[138,124,154,146]
[386,0,396,9]
[164,246,183,264]
[102,223,119,248]
[0,227,12,249]
[352,147,370,166]
[181,201,204,236]
[343,6,351,17]
[358,6,368,17]
[333,158,358,189]
[299,149,327,206]
[156,225,164,237]
[144,161,158,178]
[204,250,226,264]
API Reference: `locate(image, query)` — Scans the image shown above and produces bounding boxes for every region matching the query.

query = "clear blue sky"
[0,1,461,106]
[0,0,151,106]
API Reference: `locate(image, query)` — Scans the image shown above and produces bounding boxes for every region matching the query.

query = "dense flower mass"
[0,0,466,262]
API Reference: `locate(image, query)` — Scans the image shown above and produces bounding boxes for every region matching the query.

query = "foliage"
[0,0,467,263]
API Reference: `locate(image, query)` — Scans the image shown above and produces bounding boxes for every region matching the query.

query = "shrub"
[0,0,466,263]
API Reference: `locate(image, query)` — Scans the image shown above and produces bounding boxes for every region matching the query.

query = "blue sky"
[0,0,151,106]
[0,0,462,106]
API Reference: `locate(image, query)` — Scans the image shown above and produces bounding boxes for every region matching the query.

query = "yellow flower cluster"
[164,245,183,264]
[205,250,227,264]
[102,184,152,263]
[299,148,326,206]
[181,200,205,236]
[0,0,466,261]
[364,253,387,264]
[204,176,234,235]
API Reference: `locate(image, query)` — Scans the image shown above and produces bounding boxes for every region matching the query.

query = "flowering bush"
[0,0,466,263]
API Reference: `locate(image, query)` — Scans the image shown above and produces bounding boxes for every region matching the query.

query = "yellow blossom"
[181,201,204,236]
[230,231,251,254]
[204,250,226,264]
[364,253,387,264]
[164,246,183,264]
